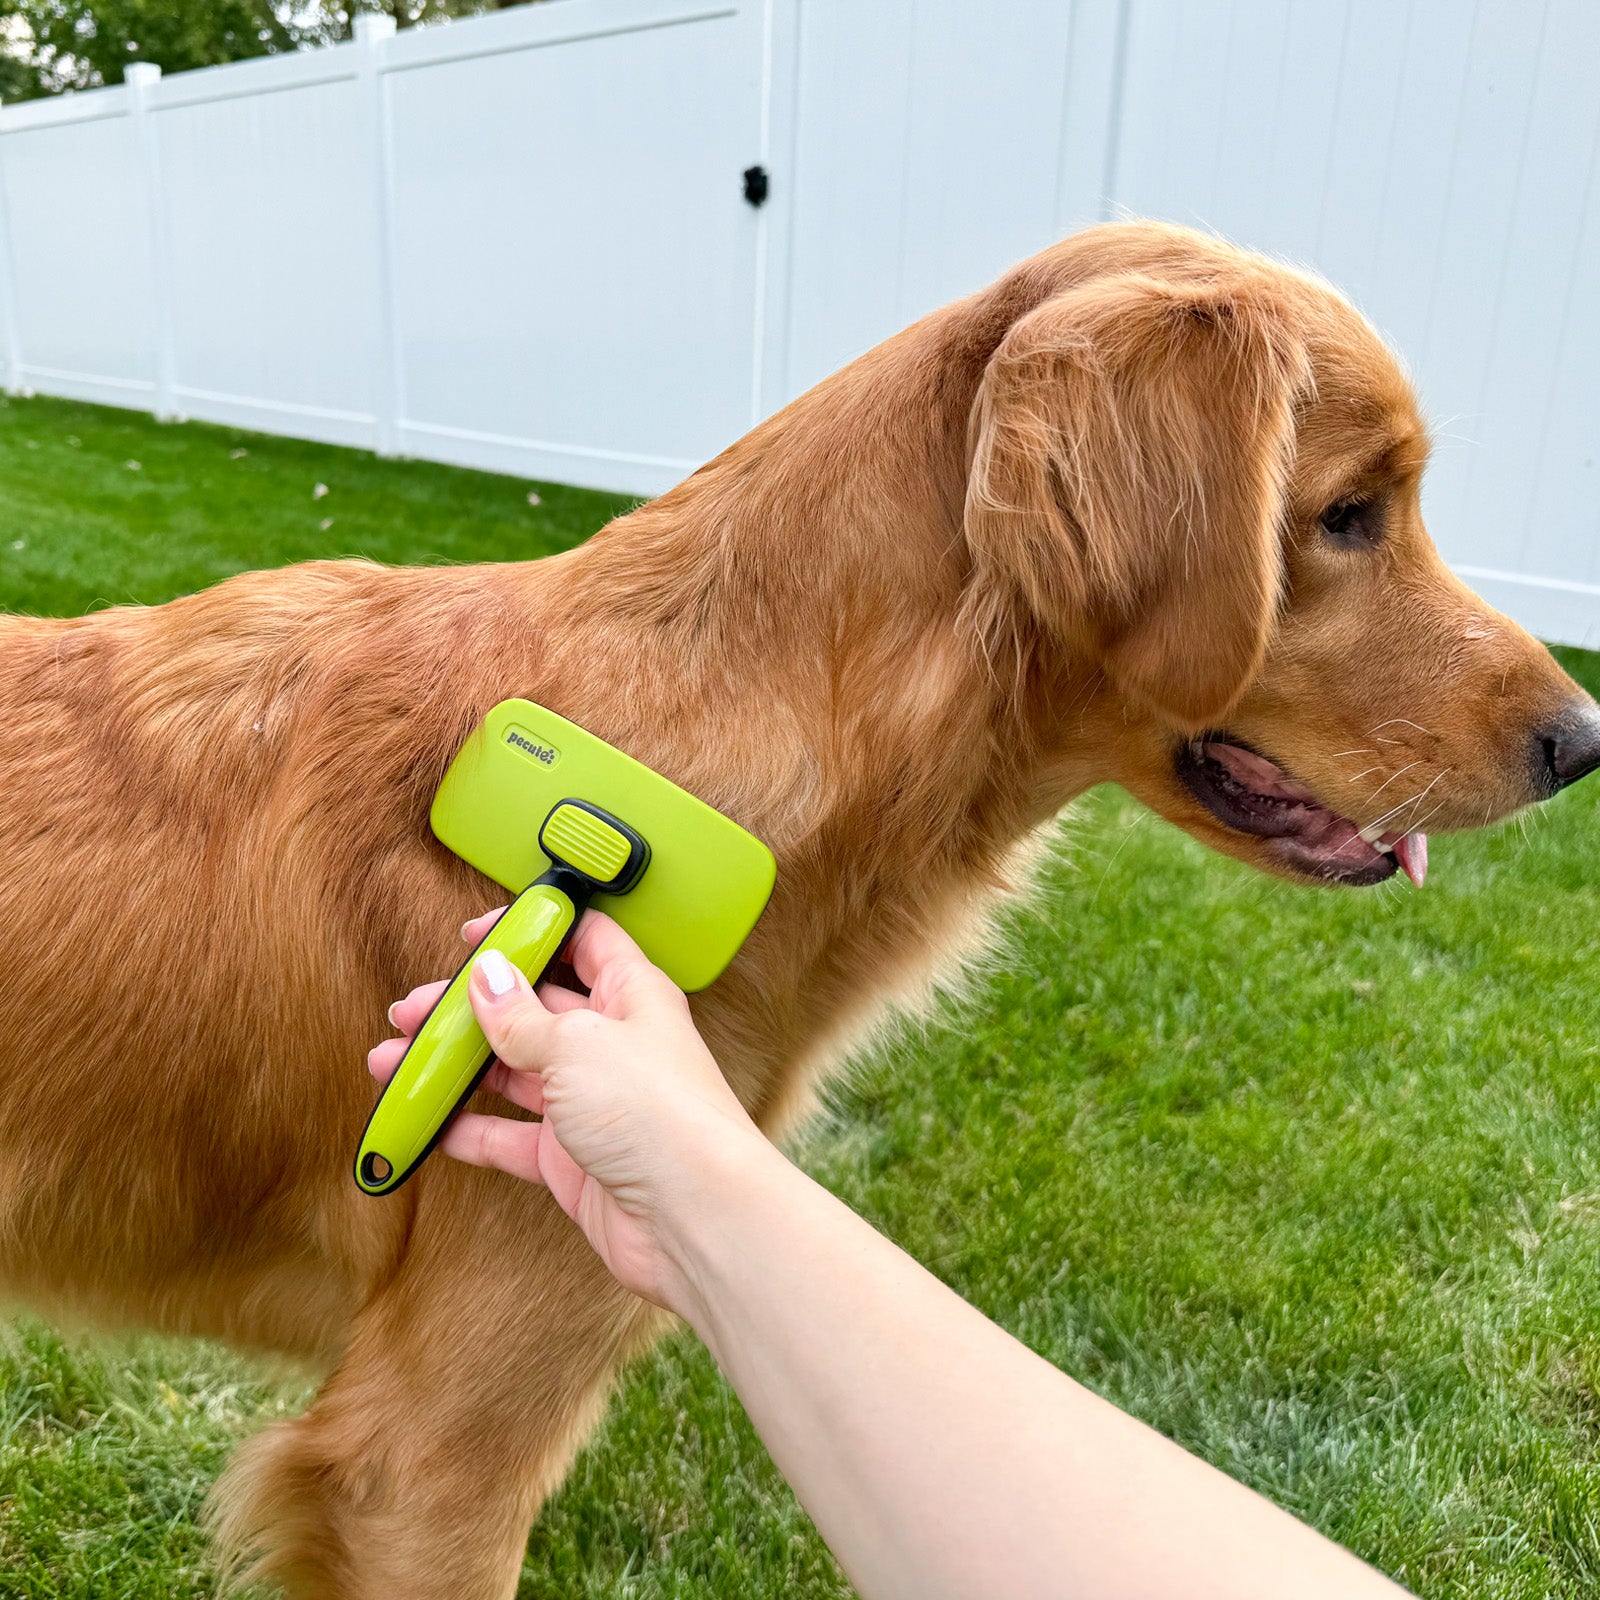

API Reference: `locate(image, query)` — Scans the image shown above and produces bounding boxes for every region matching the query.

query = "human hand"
[368,910,771,1313]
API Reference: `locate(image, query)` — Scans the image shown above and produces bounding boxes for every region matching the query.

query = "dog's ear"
[963,270,1308,729]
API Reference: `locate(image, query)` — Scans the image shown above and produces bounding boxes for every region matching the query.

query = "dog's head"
[964,224,1600,886]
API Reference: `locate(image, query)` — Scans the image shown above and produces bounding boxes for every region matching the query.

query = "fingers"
[367,1035,407,1085]
[468,950,558,1072]
[532,1127,588,1219]
[380,952,587,1053]
[371,1037,546,1112]
[459,905,507,947]
[439,1111,544,1185]
[537,982,590,1015]
[385,978,449,1038]
[565,911,688,1015]
[564,910,652,989]
[373,953,582,1092]
[439,1111,584,1225]
[477,1057,546,1115]
[456,907,677,1017]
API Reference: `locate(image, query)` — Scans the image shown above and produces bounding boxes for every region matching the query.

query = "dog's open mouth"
[1176,737,1428,888]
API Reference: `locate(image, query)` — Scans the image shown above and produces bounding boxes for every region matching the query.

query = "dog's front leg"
[208,1160,660,1599]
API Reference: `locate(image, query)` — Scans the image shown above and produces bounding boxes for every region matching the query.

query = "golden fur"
[0,222,1585,1596]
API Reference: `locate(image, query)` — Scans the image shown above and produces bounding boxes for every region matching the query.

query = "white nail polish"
[386,1002,400,1029]
[477,949,519,997]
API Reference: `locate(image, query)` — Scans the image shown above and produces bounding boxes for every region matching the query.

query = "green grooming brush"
[354,699,776,1196]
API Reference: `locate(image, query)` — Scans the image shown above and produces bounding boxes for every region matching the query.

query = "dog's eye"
[1318,497,1384,549]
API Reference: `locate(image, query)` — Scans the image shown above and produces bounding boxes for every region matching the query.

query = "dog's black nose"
[1534,702,1600,794]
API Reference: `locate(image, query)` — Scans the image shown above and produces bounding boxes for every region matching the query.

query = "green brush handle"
[354,878,578,1196]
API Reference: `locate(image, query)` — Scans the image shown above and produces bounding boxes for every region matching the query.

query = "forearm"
[669,1137,1406,1600]
[676,1141,1042,1600]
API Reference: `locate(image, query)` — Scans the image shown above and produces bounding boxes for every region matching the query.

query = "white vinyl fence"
[1,0,1598,646]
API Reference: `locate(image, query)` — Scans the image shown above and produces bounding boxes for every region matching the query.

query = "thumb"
[468,949,555,1071]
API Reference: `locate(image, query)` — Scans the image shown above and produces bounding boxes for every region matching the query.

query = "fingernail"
[477,949,519,997]
[459,921,473,942]
[386,1002,400,1029]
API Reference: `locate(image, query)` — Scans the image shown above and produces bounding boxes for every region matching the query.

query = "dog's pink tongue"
[1392,832,1428,887]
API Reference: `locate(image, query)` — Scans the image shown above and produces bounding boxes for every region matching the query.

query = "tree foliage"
[1,0,516,97]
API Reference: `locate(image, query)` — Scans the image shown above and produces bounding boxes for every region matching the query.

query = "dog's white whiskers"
[1360,788,1431,839]
[1405,794,1453,838]
[1362,760,1424,803]
[1364,767,1453,836]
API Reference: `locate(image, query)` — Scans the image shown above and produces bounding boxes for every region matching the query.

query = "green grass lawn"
[0,394,1598,1598]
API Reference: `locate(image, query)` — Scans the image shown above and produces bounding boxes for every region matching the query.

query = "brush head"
[430,700,775,991]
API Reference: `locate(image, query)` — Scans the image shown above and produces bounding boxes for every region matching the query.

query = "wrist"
[654,1116,794,1336]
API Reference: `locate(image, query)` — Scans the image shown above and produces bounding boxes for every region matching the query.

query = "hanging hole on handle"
[360,1152,393,1187]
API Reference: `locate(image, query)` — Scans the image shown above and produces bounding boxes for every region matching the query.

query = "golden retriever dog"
[0,221,1593,1597]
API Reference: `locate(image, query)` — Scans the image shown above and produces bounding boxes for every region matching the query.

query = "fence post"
[126,62,178,421]
[0,103,25,398]
[357,13,401,457]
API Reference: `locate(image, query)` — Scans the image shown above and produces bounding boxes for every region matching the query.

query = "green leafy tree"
[0,36,35,100]
[12,0,297,90]
[1,0,522,98]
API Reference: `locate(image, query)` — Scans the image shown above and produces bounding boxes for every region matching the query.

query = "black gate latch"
[742,165,770,208]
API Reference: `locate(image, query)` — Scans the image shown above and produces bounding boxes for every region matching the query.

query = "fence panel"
[0,0,1599,643]
[0,0,774,497]
[775,0,1078,401]
[155,56,378,446]
[0,89,157,406]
